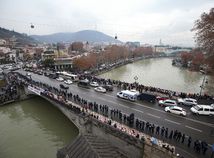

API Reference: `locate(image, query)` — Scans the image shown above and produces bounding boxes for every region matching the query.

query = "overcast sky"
[0,0,213,46]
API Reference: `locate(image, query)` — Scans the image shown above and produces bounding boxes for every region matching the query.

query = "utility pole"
[199,75,208,96]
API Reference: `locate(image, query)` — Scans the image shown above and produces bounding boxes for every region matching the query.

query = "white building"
[0,39,6,46]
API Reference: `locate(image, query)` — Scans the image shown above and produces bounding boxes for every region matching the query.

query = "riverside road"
[17,70,214,158]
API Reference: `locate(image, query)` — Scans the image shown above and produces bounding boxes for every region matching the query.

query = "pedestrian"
[181,134,185,143]
[176,132,182,142]
[169,130,173,139]
[173,130,178,139]
[165,128,168,138]
[188,136,192,147]
[161,127,165,137]
[156,126,160,135]
[201,141,208,155]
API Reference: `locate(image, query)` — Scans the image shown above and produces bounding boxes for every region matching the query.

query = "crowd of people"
[0,73,20,104]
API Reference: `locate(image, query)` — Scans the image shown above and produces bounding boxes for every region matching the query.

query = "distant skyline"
[0,0,213,46]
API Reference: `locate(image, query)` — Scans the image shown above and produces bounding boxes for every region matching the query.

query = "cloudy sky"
[0,0,213,46]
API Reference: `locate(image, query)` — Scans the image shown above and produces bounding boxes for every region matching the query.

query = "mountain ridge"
[31,30,122,43]
[0,27,37,45]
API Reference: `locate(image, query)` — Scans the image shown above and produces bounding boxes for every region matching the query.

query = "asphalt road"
[17,70,214,158]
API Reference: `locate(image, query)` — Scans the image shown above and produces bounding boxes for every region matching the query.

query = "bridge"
[23,80,176,158]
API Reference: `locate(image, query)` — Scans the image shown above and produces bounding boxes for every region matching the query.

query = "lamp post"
[199,75,208,96]
[134,76,138,84]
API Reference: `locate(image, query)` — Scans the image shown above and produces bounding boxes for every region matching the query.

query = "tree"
[180,52,193,67]
[192,8,214,55]
[42,58,54,68]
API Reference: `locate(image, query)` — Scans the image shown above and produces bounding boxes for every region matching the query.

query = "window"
[210,109,214,112]
[198,108,203,111]
[204,108,210,111]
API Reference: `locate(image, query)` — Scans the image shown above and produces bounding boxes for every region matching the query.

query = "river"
[100,58,214,95]
[0,97,79,158]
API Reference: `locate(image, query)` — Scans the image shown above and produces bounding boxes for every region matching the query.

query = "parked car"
[102,84,113,91]
[190,105,214,115]
[56,77,64,82]
[64,79,73,85]
[156,96,169,101]
[60,84,69,89]
[158,99,177,107]
[165,106,186,116]
[177,98,197,106]
[90,81,99,87]
[26,72,31,76]
[138,92,156,103]
[94,87,106,93]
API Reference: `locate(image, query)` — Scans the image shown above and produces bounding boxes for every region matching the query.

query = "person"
[156,126,160,135]
[181,133,185,143]
[161,126,165,137]
[165,128,168,138]
[187,136,192,147]
[201,141,208,155]
[169,130,173,139]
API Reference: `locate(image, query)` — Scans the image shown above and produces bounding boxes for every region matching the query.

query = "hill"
[31,30,122,44]
[0,27,37,45]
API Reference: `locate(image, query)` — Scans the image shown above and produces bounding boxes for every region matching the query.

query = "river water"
[100,58,214,95]
[0,97,79,158]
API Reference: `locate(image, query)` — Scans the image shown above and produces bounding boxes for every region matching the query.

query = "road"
[17,70,214,158]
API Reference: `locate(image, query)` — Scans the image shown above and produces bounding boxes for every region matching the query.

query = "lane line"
[147,113,161,119]
[97,97,144,114]
[165,119,181,125]
[185,125,202,133]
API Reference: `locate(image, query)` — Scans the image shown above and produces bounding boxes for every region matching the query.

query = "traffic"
[23,68,214,118]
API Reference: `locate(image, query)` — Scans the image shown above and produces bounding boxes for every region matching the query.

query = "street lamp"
[199,75,208,96]
[134,76,138,83]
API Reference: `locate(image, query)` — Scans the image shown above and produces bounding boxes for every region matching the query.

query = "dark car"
[102,84,113,91]
[138,92,156,103]
[60,84,69,89]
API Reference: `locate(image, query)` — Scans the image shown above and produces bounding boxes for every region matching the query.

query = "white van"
[117,90,139,101]
[190,105,214,115]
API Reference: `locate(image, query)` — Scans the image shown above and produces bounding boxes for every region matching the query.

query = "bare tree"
[192,8,214,55]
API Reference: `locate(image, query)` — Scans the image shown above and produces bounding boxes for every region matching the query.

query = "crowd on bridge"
[2,71,212,158]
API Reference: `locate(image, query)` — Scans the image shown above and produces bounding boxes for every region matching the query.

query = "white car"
[90,81,99,87]
[158,99,177,107]
[26,72,31,76]
[165,106,187,116]
[64,79,73,85]
[94,87,106,93]
[190,105,214,115]
[177,98,197,106]
[56,77,64,82]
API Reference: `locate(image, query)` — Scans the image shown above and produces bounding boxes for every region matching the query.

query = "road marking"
[185,125,202,133]
[165,119,181,125]
[98,97,144,114]
[147,113,160,118]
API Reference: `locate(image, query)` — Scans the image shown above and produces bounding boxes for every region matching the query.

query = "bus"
[77,79,90,88]
[56,71,78,81]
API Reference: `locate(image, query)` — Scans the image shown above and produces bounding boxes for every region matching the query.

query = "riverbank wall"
[94,56,168,76]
